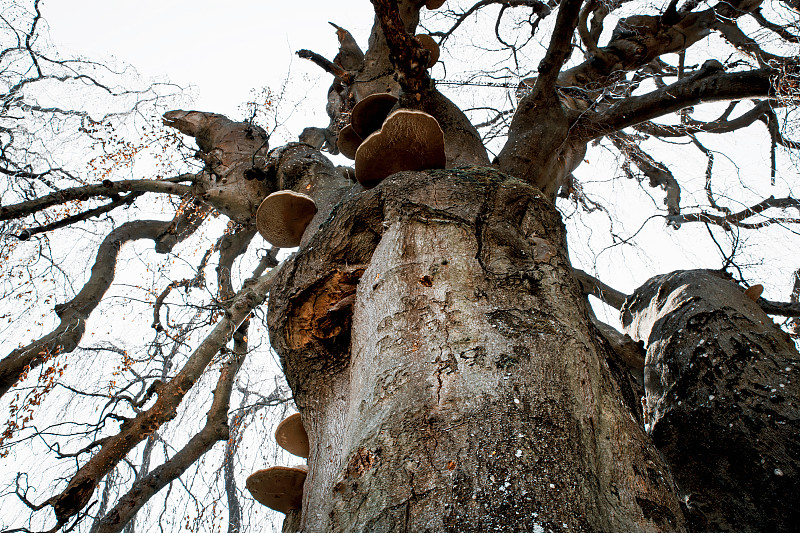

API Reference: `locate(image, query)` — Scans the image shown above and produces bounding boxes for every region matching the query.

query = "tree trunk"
[268,168,686,532]
[622,270,800,532]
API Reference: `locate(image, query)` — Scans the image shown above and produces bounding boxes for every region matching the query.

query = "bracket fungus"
[275,412,310,459]
[337,124,363,160]
[256,190,318,248]
[415,34,440,68]
[354,109,446,188]
[350,93,399,140]
[246,465,308,514]
[745,284,764,301]
[426,0,446,9]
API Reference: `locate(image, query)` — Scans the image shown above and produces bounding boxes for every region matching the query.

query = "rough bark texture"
[622,270,800,533]
[269,168,685,532]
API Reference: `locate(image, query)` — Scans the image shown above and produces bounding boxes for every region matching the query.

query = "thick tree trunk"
[269,169,686,532]
[622,270,800,533]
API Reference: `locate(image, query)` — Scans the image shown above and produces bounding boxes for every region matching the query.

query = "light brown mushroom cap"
[275,413,310,458]
[246,466,308,514]
[256,191,317,248]
[337,124,363,160]
[350,93,399,139]
[416,35,440,68]
[426,0,446,9]
[744,284,764,301]
[355,109,446,188]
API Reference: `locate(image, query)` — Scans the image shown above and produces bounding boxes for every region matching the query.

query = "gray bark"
[622,270,800,532]
[269,168,686,532]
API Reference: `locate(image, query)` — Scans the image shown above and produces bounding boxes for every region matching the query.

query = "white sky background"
[46,0,376,145]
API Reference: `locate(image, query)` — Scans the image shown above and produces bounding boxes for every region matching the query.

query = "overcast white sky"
[46,0,374,134]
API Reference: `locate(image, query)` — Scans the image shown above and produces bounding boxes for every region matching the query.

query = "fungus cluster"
[256,84,447,248]
[356,109,446,187]
[246,413,310,515]
[337,92,446,188]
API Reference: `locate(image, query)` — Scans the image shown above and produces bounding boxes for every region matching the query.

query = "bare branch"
[668,195,800,229]
[43,261,284,522]
[573,268,629,310]
[92,333,248,533]
[577,61,783,140]
[296,50,353,83]
[0,177,194,222]
[0,220,171,400]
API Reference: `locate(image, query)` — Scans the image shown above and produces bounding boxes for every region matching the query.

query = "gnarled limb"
[216,226,258,301]
[162,111,271,223]
[23,192,143,239]
[632,100,775,137]
[558,0,764,91]
[622,270,800,532]
[0,220,171,400]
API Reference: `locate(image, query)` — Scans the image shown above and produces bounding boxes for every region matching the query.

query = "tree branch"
[43,261,284,522]
[0,176,194,222]
[91,330,248,533]
[609,132,681,219]
[577,61,782,140]
[667,195,800,229]
[573,268,629,309]
[22,193,143,239]
[0,220,171,400]
[296,50,353,83]
[530,0,582,99]
[370,0,431,93]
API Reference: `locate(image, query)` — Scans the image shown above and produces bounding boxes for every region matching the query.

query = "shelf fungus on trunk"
[354,109,446,188]
[350,93,399,140]
[744,283,763,301]
[246,465,308,514]
[256,190,318,248]
[415,34,440,68]
[337,124,363,160]
[275,412,310,459]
